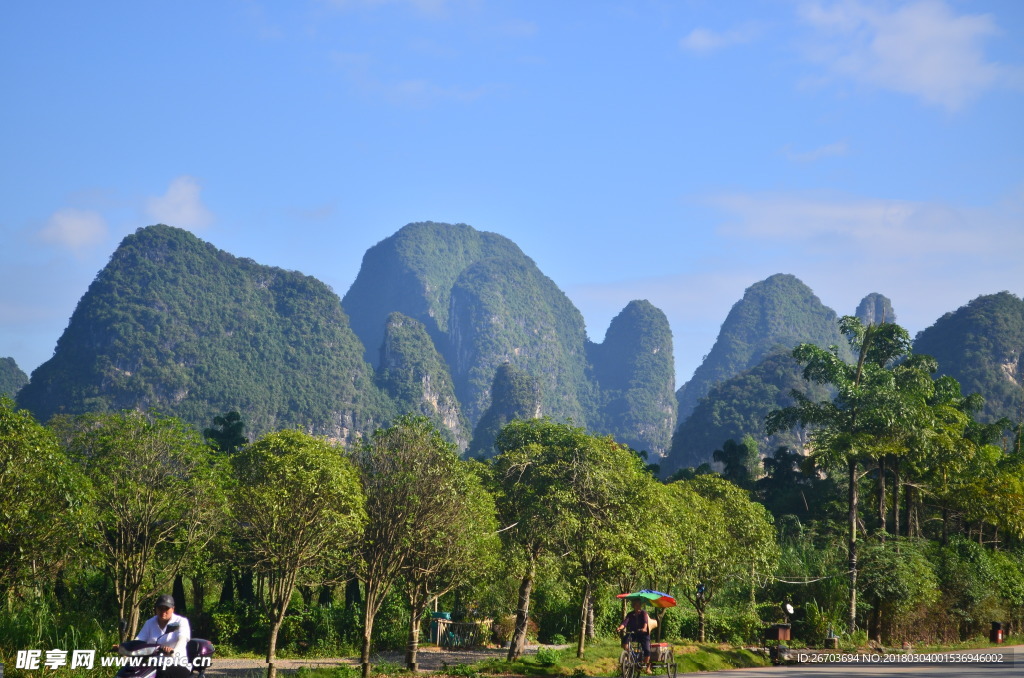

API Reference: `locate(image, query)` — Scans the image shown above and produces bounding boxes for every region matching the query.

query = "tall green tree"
[64,411,226,638]
[0,398,92,595]
[351,415,470,678]
[402,466,498,669]
[767,318,930,633]
[712,435,760,490]
[204,411,247,455]
[232,430,365,678]
[659,476,778,641]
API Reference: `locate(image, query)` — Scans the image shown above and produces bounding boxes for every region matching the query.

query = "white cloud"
[702,188,1024,335]
[784,140,849,162]
[680,24,760,53]
[38,208,108,255]
[568,188,1024,384]
[145,176,213,229]
[798,0,1017,110]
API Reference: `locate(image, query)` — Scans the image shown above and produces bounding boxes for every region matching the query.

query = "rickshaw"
[617,590,677,678]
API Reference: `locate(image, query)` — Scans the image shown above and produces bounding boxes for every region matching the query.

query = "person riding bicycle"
[616,598,652,673]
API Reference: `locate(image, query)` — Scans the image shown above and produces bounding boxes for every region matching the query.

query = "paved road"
[707,645,1019,678]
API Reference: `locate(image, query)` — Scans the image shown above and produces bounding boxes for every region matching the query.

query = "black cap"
[155,594,176,609]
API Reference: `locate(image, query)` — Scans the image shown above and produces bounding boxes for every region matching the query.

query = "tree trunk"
[892,461,900,538]
[405,604,425,670]
[586,596,595,640]
[508,552,536,661]
[877,457,887,539]
[697,605,706,643]
[191,576,205,621]
[220,570,235,605]
[847,457,858,634]
[361,585,380,678]
[576,581,591,658]
[267,616,281,678]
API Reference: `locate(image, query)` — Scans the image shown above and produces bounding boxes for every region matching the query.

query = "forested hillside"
[675,274,853,422]
[914,291,1024,424]
[343,222,675,453]
[17,225,387,440]
[664,351,830,474]
[0,357,27,398]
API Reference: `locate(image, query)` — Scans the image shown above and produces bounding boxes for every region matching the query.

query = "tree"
[402,465,498,669]
[231,430,365,678]
[64,411,226,639]
[712,436,760,489]
[351,415,470,678]
[660,476,779,641]
[204,411,247,455]
[0,398,92,595]
[491,419,576,660]
[491,419,652,658]
[767,318,930,633]
[559,433,651,658]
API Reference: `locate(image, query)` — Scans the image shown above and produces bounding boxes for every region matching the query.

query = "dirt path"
[207,646,530,677]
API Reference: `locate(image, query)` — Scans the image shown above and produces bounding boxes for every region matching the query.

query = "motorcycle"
[116,620,215,678]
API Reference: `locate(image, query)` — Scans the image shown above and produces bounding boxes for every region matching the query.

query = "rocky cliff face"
[17,225,385,440]
[856,293,896,326]
[587,300,676,456]
[376,312,468,447]
[914,291,1024,423]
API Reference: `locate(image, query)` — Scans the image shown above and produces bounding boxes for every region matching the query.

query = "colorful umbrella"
[616,589,677,608]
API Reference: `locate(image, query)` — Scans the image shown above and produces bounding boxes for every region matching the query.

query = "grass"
[434,638,770,676]
[279,639,771,677]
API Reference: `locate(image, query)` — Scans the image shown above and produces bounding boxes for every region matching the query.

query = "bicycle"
[618,631,645,678]
[618,631,677,678]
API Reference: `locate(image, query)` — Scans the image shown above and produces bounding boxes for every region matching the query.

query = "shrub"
[534,647,562,666]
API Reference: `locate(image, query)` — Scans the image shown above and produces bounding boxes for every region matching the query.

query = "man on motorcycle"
[137,595,191,677]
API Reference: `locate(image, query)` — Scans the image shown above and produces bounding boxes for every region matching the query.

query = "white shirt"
[136,612,191,661]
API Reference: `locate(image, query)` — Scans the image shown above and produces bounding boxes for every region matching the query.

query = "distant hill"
[18,225,386,440]
[855,293,896,326]
[587,300,676,456]
[344,223,590,426]
[675,273,853,422]
[0,357,28,398]
[663,350,830,475]
[914,291,1024,424]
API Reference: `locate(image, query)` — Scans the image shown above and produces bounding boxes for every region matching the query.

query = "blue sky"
[2,0,1023,388]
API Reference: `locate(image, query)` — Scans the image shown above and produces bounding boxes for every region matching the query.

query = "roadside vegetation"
[2,318,1023,678]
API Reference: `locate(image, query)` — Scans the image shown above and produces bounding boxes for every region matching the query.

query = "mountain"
[375,312,468,447]
[342,222,523,366]
[0,357,28,398]
[913,291,1024,424]
[17,225,386,440]
[466,363,542,458]
[587,300,676,456]
[855,293,896,326]
[663,350,830,475]
[675,273,853,422]
[343,222,592,427]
